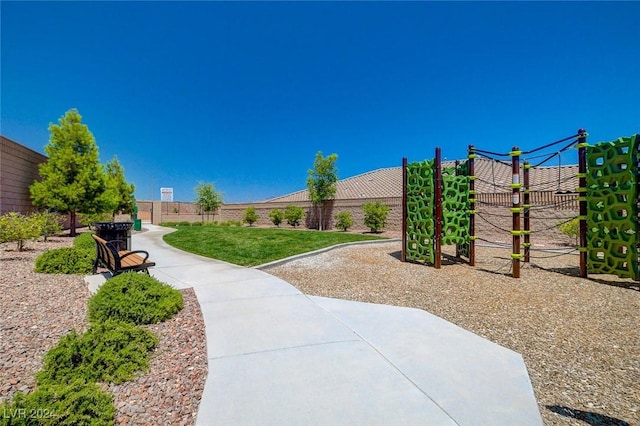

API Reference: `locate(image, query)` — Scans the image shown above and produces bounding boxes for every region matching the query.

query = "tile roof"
[264,159,579,203]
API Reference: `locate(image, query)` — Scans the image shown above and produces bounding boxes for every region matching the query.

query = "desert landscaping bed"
[2,232,639,425]
[265,239,640,426]
[0,236,207,425]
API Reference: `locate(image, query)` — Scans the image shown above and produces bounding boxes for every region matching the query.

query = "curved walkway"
[128,225,542,425]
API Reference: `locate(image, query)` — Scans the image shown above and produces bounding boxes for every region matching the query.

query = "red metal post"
[511,146,522,278]
[577,129,588,278]
[402,157,408,263]
[434,147,442,269]
[468,145,476,266]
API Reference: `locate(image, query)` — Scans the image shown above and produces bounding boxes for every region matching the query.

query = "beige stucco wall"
[0,136,47,215]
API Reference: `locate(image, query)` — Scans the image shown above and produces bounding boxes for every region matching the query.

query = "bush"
[268,209,284,227]
[362,201,390,233]
[0,212,42,251]
[78,212,113,230]
[559,217,579,244]
[0,380,115,426]
[335,211,353,231]
[37,319,158,386]
[88,272,184,325]
[243,207,259,226]
[284,205,305,227]
[32,211,63,242]
[73,232,96,251]
[35,248,94,274]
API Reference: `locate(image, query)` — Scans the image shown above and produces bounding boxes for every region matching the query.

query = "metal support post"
[511,146,522,278]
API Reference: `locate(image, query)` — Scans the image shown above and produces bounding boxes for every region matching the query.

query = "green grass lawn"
[162,225,387,267]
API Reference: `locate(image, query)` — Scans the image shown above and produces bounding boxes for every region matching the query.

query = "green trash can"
[134,219,142,231]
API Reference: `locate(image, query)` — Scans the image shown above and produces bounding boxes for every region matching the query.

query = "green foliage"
[362,201,390,233]
[219,220,242,227]
[0,212,43,251]
[163,225,386,267]
[284,205,305,228]
[559,217,580,244]
[306,151,338,230]
[29,109,111,236]
[34,247,94,274]
[79,212,114,229]
[104,156,136,216]
[334,211,353,231]
[268,209,284,227]
[88,273,183,325]
[0,380,115,426]
[31,211,64,242]
[37,319,158,386]
[194,181,223,222]
[243,207,259,226]
[73,232,96,250]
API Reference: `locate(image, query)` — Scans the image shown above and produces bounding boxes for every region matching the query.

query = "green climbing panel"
[406,160,435,264]
[441,164,470,247]
[586,134,639,279]
[405,159,470,265]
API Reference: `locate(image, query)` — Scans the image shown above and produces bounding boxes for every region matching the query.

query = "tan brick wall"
[0,136,47,214]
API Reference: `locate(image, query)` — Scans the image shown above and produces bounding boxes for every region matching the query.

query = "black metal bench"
[92,234,155,276]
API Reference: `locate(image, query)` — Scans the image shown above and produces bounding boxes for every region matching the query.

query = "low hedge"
[0,380,115,426]
[37,319,158,386]
[88,272,183,325]
[34,247,94,274]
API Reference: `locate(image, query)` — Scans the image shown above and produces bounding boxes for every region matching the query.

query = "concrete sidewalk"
[119,225,543,425]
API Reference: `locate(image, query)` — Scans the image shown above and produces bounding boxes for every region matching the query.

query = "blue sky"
[2,1,638,203]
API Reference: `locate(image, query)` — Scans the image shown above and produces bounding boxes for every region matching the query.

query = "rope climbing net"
[403,129,640,281]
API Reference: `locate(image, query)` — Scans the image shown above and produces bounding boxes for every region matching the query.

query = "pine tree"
[30,109,109,236]
[105,156,136,218]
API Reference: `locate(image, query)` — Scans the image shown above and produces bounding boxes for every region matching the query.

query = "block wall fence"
[135,192,577,242]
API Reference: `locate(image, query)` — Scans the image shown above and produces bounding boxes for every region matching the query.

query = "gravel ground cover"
[2,229,639,425]
[0,235,206,425]
[265,237,640,426]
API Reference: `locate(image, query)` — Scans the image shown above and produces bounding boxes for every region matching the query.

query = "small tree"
[104,157,136,218]
[30,109,111,236]
[362,201,390,233]
[32,211,63,242]
[307,151,338,231]
[269,209,284,227]
[558,217,579,245]
[79,212,113,230]
[0,212,42,251]
[194,181,223,222]
[243,207,259,226]
[335,211,353,232]
[284,205,305,228]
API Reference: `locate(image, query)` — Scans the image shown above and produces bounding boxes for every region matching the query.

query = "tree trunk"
[70,210,77,237]
[318,204,323,231]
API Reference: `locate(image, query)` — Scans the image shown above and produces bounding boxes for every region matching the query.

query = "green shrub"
[37,319,158,386]
[362,201,390,233]
[284,205,305,227]
[78,212,113,230]
[73,232,96,251]
[32,211,64,242]
[0,380,115,426]
[243,207,259,226]
[335,211,353,231]
[88,272,183,325]
[0,212,42,251]
[220,220,242,227]
[268,209,284,227]
[34,248,94,274]
[559,217,579,244]
[159,222,180,227]
[179,221,191,227]
[191,221,203,226]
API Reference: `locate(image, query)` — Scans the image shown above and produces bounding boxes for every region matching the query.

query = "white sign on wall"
[160,187,174,202]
